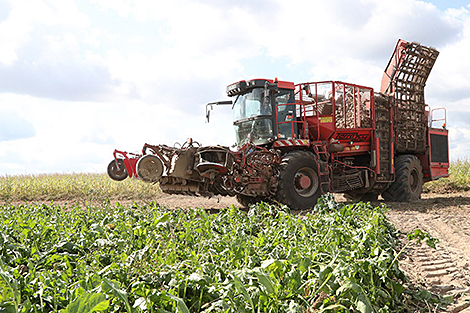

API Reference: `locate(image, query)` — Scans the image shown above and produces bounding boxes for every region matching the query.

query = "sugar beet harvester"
[108,39,449,210]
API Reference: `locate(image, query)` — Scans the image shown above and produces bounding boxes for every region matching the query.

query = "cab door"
[275,89,297,139]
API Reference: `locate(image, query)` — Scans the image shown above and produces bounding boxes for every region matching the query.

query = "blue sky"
[427,0,469,10]
[1,0,470,174]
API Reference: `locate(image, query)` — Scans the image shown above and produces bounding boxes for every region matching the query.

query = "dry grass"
[0,173,160,204]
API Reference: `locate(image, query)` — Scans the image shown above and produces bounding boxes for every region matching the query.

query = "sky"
[1,0,470,175]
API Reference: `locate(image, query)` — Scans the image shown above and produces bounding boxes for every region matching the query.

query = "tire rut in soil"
[387,204,470,312]
[402,241,470,312]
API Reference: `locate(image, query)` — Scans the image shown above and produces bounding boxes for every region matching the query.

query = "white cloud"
[428,8,470,99]
[0,0,116,101]
[0,0,89,65]
[0,108,35,141]
[447,126,470,160]
[0,0,469,174]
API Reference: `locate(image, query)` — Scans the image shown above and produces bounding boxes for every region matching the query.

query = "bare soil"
[152,192,470,312]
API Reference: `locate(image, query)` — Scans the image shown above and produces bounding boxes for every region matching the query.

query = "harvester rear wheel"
[382,155,423,202]
[275,150,321,210]
[107,159,128,181]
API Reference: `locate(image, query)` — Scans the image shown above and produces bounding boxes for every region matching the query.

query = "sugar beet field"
[1,168,470,313]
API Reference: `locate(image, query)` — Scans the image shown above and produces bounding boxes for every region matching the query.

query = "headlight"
[226,80,247,96]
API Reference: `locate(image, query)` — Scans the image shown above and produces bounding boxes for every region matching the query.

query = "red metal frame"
[275,81,378,168]
[272,80,403,182]
[113,149,141,178]
[430,107,447,128]
[419,107,449,181]
[273,78,447,185]
[381,39,409,94]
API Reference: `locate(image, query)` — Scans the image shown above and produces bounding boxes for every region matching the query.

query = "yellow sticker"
[320,116,333,123]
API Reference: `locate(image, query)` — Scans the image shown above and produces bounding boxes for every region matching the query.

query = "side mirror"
[205,105,211,123]
[205,101,232,123]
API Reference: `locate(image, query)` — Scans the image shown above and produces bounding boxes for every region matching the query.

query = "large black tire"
[236,195,264,208]
[344,192,379,202]
[382,155,423,202]
[107,159,128,181]
[275,150,321,210]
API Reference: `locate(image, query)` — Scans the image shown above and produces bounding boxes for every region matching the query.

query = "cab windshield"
[234,119,273,146]
[233,88,272,121]
[232,88,274,146]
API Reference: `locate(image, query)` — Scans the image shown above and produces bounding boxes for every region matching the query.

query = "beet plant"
[0,195,443,312]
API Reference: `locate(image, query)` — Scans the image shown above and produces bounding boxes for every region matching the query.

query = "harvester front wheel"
[236,195,264,208]
[275,151,321,210]
[382,155,423,202]
[107,159,128,181]
[344,192,379,202]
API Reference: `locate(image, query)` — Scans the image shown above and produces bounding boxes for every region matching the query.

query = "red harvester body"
[108,39,449,209]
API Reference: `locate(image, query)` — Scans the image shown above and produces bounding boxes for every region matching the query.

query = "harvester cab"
[227,79,296,147]
[206,78,297,147]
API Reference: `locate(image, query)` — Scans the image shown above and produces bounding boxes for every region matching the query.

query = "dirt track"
[386,193,470,312]
[153,192,470,312]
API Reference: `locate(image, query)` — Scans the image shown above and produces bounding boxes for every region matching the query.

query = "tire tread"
[382,155,423,202]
